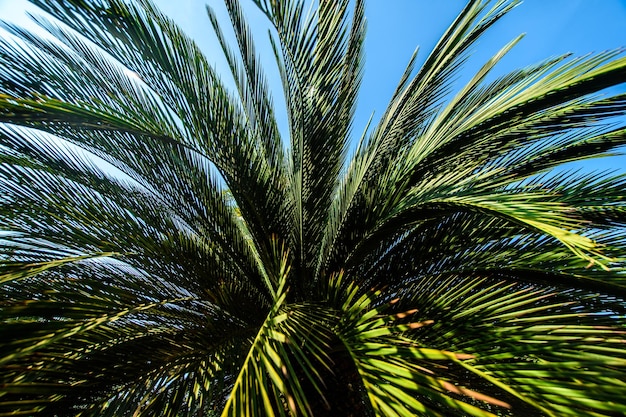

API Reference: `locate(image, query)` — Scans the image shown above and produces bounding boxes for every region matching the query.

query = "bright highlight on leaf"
[1,0,626,416]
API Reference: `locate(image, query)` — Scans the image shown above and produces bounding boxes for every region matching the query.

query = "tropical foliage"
[1,0,626,415]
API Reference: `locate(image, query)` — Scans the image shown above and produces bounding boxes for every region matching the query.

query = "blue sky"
[1,0,626,171]
[154,0,626,171]
[150,0,626,138]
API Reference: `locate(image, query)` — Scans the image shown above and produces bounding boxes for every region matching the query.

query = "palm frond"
[1,0,625,415]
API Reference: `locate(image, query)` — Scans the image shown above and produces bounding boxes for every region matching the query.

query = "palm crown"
[1,0,626,416]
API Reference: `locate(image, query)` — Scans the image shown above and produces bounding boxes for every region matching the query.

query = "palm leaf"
[1,0,625,415]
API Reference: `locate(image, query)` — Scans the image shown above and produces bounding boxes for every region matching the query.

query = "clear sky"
[1,0,626,171]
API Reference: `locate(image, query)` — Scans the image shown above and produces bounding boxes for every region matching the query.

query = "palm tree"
[1,0,626,415]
